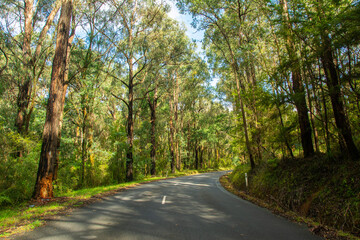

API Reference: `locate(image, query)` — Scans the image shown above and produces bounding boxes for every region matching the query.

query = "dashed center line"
[162,195,166,204]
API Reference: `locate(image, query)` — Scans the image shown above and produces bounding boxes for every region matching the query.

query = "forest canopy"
[0,0,359,203]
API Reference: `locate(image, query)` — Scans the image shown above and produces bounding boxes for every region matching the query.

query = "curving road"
[14,171,322,240]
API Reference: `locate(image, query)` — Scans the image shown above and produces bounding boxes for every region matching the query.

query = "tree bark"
[148,86,158,176]
[206,8,255,169]
[186,122,191,169]
[245,52,262,162]
[81,103,87,186]
[199,147,204,169]
[292,70,315,157]
[273,86,294,159]
[169,98,175,174]
[194,144,199,170]
[15,0,61,136]
[126,65,134,181]
[321,35,359,159]
[174,74,180,170]
[33,0,73,199]
[305,67,320,153]
[15,0,33,136]
[280,0,314,158]
[235,74,255,169]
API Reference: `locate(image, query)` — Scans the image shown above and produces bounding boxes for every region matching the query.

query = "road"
[14,171,322,240]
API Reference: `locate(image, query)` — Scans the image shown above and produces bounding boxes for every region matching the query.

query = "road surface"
[14,171,322,240]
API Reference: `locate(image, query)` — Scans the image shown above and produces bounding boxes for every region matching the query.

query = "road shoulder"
[219,173,359,240]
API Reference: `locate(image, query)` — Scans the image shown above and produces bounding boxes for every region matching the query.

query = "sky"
[164,0,205,54]
[163,0,222,88]
[163,0,219,88]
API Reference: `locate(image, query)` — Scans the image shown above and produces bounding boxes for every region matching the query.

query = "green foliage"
[1,5,359,240]
[0,122,40,206]
[229,164,251,189]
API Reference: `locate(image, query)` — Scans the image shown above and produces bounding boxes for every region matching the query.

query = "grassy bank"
[0,168,227,238]
[227,155,360,239]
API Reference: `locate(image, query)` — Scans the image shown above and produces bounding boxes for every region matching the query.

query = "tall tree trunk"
[16,0,61,136]
[305,67,320,153]
[293,68,314,157]
[210,10,255,169]
[280,0,314,158]
[54,21,74,182]
[245,52,262,162]
[303,49,320,153]
[174,74,180,170]
[15,0,33,136]
[318,61,331,152]
[33,0,73,199]
[169,103,175,174]
[81,104,87,186]
[321,35,359,159]
[124,23,135,181]
[207,149,211,168]
[274,87,294,159]
[199,147,204,169]
[235,74,255,169]
[88,121,94,186]
[126,70,134,181]
[148,86,158,176]
[195,144,199,170]
[186,122,191,169]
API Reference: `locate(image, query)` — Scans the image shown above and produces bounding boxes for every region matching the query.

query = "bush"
[0,123,40,207]
[229,164,251,189]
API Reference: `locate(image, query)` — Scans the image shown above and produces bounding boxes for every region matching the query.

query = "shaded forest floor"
[222,155,360,240]
[0,168,226,239]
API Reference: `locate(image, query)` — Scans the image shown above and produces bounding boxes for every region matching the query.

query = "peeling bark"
[33,0,73,199]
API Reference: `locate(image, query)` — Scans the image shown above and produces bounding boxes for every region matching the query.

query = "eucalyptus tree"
[277,0,315,158]
[177,0,264,168]
[176,57,211,169]
[107,0,176,181]
[64,0,120,187]
[314,0,359,159]
[0,0,61,136]
[165,56,198,173]
[143,16,194,174]
[272,0,359,159]
[33,0,75,199]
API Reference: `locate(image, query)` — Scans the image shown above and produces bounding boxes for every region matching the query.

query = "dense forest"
[0,0,359,208]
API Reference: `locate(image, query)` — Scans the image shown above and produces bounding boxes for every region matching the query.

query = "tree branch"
[134,87,156,101]
[111,92,129,110]
[33,0,62,63]
[0,47,8,75]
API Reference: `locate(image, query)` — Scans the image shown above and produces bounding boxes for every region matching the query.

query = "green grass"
[0,202,65,230]
[228,164,251,189]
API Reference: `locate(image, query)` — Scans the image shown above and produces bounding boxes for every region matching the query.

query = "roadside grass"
[0,168,230,238]
[0,202,65,238]
[221,161,360,240]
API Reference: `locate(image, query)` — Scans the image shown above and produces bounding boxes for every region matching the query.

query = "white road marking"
[171,181,210,187]
[162,195,166,204]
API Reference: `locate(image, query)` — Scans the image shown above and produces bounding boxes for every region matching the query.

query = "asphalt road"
[14,171,322,240]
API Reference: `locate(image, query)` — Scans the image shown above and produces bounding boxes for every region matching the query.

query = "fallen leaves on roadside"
[219,174,359,240]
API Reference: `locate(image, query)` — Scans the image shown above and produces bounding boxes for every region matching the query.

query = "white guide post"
[245,173,248,188]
